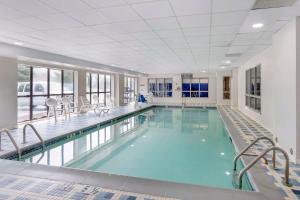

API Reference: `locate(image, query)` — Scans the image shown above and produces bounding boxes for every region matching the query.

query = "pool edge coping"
[0,105,271,200]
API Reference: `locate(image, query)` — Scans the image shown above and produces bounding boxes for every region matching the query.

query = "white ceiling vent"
[225,53,242,58]
[252,0,297,9]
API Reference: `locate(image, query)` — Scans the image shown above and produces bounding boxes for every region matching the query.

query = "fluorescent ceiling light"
[220,66,226,69]
[202,70,207,73]
[225,60,231,64]
[252,23,264,29]
[14,41,24,46]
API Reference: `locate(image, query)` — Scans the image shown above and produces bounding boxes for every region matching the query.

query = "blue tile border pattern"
[0,173,178,200]
[220,106,300,200]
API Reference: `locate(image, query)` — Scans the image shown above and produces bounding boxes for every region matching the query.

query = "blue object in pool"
[138,95,146,102]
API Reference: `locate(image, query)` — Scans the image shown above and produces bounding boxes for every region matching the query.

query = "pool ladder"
[0,129,21,159]
[233,136,291,189]
[22,123,45,149]
[0,124,44,160]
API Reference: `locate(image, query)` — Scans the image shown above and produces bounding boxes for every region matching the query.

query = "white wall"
[0,57,18,128]
[238,18,299,162]
[139,70,238,106]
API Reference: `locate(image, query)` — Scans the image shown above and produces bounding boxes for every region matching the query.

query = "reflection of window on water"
[25,126,112,166]
[182,110,209,131]
[86,127,112,151]
[148,109,173,128]
[120,117,137,135]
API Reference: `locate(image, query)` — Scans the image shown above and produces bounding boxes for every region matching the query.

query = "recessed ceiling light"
[220,66,226,69]
[252,23,264,29]
[220,152,225,156]
[14,41,24,46]
[225,171,231,176]
[202,70,207,73]
[202,138,206,142]
[225,60,231,64]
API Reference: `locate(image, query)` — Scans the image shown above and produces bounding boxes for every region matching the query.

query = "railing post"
[238,146,291,189]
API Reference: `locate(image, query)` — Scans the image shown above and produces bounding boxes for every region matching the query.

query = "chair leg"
[54,108,57,122]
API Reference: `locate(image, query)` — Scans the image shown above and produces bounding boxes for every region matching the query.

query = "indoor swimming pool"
[16,107,253,190]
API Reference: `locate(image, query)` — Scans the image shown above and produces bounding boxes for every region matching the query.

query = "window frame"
[86,72,112,105]
[124,76,138,104]
[245,64,261,113]
[17,65,75,122]
[148,78,173,98]
[182,78,209,98]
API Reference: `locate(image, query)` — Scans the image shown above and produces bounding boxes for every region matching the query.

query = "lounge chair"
[45,97,63,122]
[92,95,110,114]
[79,96,97,113]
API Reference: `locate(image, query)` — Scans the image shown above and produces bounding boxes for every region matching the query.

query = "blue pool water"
[20,107,252,190]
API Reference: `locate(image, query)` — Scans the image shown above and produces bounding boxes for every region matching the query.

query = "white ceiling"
[0,0,300,74]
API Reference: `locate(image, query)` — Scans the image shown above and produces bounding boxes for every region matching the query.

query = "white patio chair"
[61,96,72,118]
[92,95,110,114]
[45,97,62,122]
[79,96,96,113]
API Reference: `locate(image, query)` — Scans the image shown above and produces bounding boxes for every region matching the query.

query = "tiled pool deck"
[219,106,300,200]
[0,104,298,200]
[0,103,152,158]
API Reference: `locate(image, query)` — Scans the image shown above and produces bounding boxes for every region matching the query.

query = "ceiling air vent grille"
[181,73,193,79]
[252,0,297,10]
[225,53,242,58]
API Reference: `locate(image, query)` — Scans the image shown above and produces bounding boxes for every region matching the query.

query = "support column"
[0,57,18,128]
[74,69,86,112]
[115,74,125,106]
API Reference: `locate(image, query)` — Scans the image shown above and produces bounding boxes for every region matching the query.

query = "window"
[17,65,74,122]
[124,76,138,104]
[182,78,208,98]
[245,65,261,112]
[86,72,112,105]
[148,78,172,97]
[223,77,230,100]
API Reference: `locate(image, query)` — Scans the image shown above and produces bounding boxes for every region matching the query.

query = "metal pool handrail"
[233,136,276,171]
[23,123,44,148]
[238,146,291,189]
[0,129,21,159]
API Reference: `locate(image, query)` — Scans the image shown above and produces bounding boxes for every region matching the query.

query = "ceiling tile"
[0,4,30,20]
[132,0,174,19]
[67,10,109,25]
[82,0,127,8]
[235,32,263,41]
[170,0,211,16]
[39,14,84,29]
[178,15,210,28]
[40,0,91,12]
[0,0,58,15]
[211,25,240,35]
[211,34,236,42]
[155,29,184,38]
[116,20,151,33]
[212,0,255,13]
[146,17,180,30]
[212,11,248,26]
[182,27,210,36]
[99,5,140,22]
[13,17,59,30]
[131,31,159,40]
[227,45,249,54]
